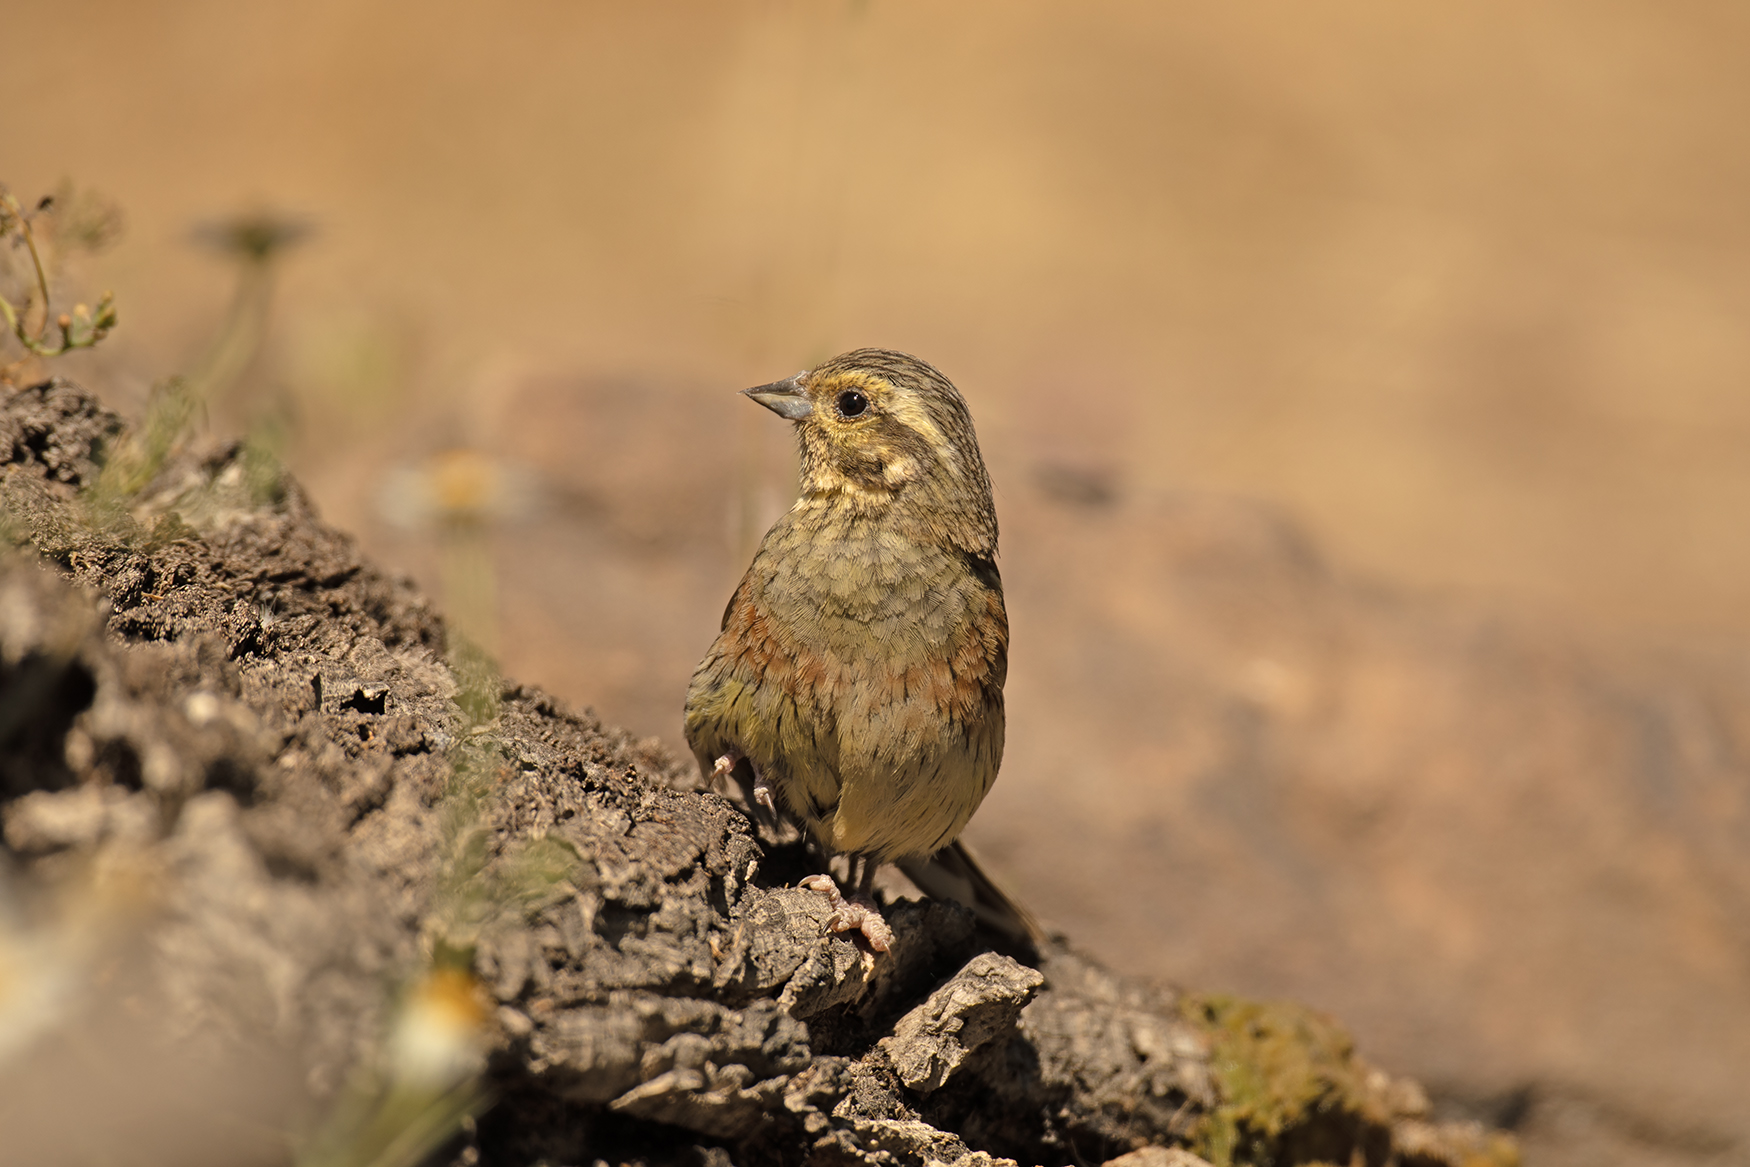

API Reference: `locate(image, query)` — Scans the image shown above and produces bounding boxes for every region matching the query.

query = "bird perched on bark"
[684,348,1038,951]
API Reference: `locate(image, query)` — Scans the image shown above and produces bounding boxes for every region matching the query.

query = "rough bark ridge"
[0,379,1516,1167]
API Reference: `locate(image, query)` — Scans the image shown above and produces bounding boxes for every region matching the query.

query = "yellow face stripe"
[878,385,952,467]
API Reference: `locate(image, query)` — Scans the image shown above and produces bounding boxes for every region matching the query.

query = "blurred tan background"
[8,1,1750,1163]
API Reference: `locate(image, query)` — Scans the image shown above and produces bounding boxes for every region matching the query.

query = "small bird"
[684,348,1037,951]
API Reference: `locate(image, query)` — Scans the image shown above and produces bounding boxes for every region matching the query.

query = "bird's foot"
[799,873,894,953]
[708,751,741,791]
[713,752,782,834]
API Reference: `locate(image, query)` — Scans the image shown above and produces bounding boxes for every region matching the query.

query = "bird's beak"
[741,372,813,420]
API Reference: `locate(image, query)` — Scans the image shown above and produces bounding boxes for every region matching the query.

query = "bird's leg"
[800,855,894,953]
[853,854,879,900]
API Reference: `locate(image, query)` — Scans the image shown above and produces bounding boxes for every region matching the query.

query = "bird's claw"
[708,751,740,791]
[799,873,893,953]
[708,751,785,838]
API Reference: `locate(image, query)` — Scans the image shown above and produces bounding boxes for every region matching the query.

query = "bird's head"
[742,348,997,551]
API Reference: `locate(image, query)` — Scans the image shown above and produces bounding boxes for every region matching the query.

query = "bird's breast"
[733,510,1002,723]
[758,515,968,640]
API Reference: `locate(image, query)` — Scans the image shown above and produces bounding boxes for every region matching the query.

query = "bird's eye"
[836,390,869,419]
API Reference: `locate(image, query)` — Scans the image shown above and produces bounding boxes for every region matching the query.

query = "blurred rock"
[987,485,1750,1165]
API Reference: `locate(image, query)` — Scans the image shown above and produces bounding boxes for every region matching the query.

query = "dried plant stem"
[0,187,117,364]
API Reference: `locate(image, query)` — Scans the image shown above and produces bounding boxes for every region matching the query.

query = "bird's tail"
[896,839,1047,952]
